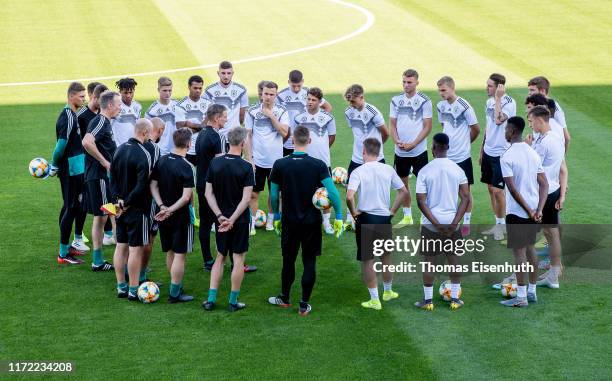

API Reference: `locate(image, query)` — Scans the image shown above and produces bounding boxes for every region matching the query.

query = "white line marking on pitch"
[0,0,374,87]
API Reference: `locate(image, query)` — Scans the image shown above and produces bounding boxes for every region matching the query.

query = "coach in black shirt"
[203,127,254,312]
[267,125,343,316]
[110,119,153,300]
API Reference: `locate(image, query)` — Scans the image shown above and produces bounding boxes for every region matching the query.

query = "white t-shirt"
[145,100,177,155]
[416,158,468,231]
[293,109,336,167]
[276,86,327,150]
[532,132,564,194]
[345,103,385,164]
[553,100,566,128]
[175,96,213,155]
[389,92,433,157]
[347,161,404,216]
[533,118,565,147]
[484,95,516,157]
[203,81,249,137]
[245,103,290,168]
[500,142,544,218]
[437,97,478,163]
[112,100,141,146]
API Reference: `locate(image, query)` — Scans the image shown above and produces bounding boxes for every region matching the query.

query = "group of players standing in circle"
[49,59,568,313]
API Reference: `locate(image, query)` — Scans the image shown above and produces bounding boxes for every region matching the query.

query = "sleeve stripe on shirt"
[91,116,105,136]
[458,98,470,110]
[65,109,74,140]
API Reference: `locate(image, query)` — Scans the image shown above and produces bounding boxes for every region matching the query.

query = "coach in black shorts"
[267,126,343,316]
[83,90,121,271]
[110,119,154,300]
[150,128,195,304]
[203,127,254,312]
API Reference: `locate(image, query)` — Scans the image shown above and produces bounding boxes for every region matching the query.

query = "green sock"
[117,282,128,292]
[229,290,240,305]
[208,289,217,303]
[59,243,70,258]
[104,231,113,238]
[128,286,138,295]
[92,249,104,265]
[139,269,147,282]
[170,283,181,298]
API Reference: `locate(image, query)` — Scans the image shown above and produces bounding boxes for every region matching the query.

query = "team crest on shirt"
[157,109,162,115]
[399,100,404,106]
[318,116,325,123]
[214,91,220,96]
[186,104,191,110]
[349,112,354,118]
[301,116,307,122]
[256,112,263,118]
[231,89,237,96]
[285,96,291,101]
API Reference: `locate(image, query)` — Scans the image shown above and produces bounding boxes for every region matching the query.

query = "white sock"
[450,283,461,299]
[549,265,561,279]
[528,283,537,295]
[267,213,274,222]
[322,213,331,223]
[403,207,412,217]
[423,286,433,300]
[517,285,527,298]
[368,287,379,300]
[346,213,354,223]
[463,213,472,224]
[496,217,505,224]
[383,282,392,292]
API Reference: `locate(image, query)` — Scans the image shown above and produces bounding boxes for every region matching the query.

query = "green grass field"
[1,1,611,380]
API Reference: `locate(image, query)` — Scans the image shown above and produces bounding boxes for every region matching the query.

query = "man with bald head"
[110,118,156,300]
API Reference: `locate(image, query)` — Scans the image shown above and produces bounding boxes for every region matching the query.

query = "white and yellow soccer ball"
[312,187,331,210]
[439,280,462,302]
[137,281,160,303]
[29,157,49,178]
[331,167,348,184]
[254,209,267,228]
[500,283,517,298]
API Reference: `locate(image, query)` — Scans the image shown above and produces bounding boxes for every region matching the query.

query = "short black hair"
[307,87,323,100]
[432,133,449,146]
[115,77,137,91]
[289,70,303,83]
[507,116,526,133]
[528,105,551,121]
[188,75,204,86]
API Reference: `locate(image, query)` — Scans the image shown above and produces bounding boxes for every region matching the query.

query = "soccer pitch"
[1,0,611,379]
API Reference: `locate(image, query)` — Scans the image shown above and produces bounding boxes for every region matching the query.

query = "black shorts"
[281,222,322,258]
[542,188,561,225]
[85,177,111,216]
[216,223,249,256]
[283,147,294,157]
[254,165,272,193]
[185,154,198,166]
[480,152,504,189]
[355,212,392,261]
[59,174,84,209]
[505,214,538,249]
[419,226,462,256]
[347,158,386,179]
[159,221,194,254]
[148,200,159,236]
[456,157,474,185]
[394,151,428,178]
[116,211,150,247]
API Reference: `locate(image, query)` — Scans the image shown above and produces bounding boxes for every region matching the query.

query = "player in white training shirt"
[480,73,516,240]
[389,69,433,227]
[276,70,332,156]
[415,133,470,311]
[528,106,566,290]
[500,116,548,308]
[347,138,408,311]
[436,76,480,236]
[527,76,570,149]
[344,84,389,229]
[176,75,213,166]
[293,87,336,234]
[112,78,142,146]
[145,77,177,155]
[203,61,249,150]
[245,81,289,234]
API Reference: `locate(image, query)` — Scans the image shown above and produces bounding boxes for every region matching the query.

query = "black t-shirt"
[195,126,222,193]
[151,153,195,224]
[206,154,254,223]
[270,153,329,224]
[85,114,117,181]
[110,138,152,212]
[77,106,97,139]
[142,139,161,172]
[55,105,84,177]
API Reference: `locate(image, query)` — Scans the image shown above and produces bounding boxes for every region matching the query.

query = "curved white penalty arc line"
[0,0,375,88]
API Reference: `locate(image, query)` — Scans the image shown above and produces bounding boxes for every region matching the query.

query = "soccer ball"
[29,157,49,178]
[312,187,331,210]
[137,281,160,303]
[438,280,462,302]
[254,209,267,228]
[500,283,517,298]
[331,167,348,184]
